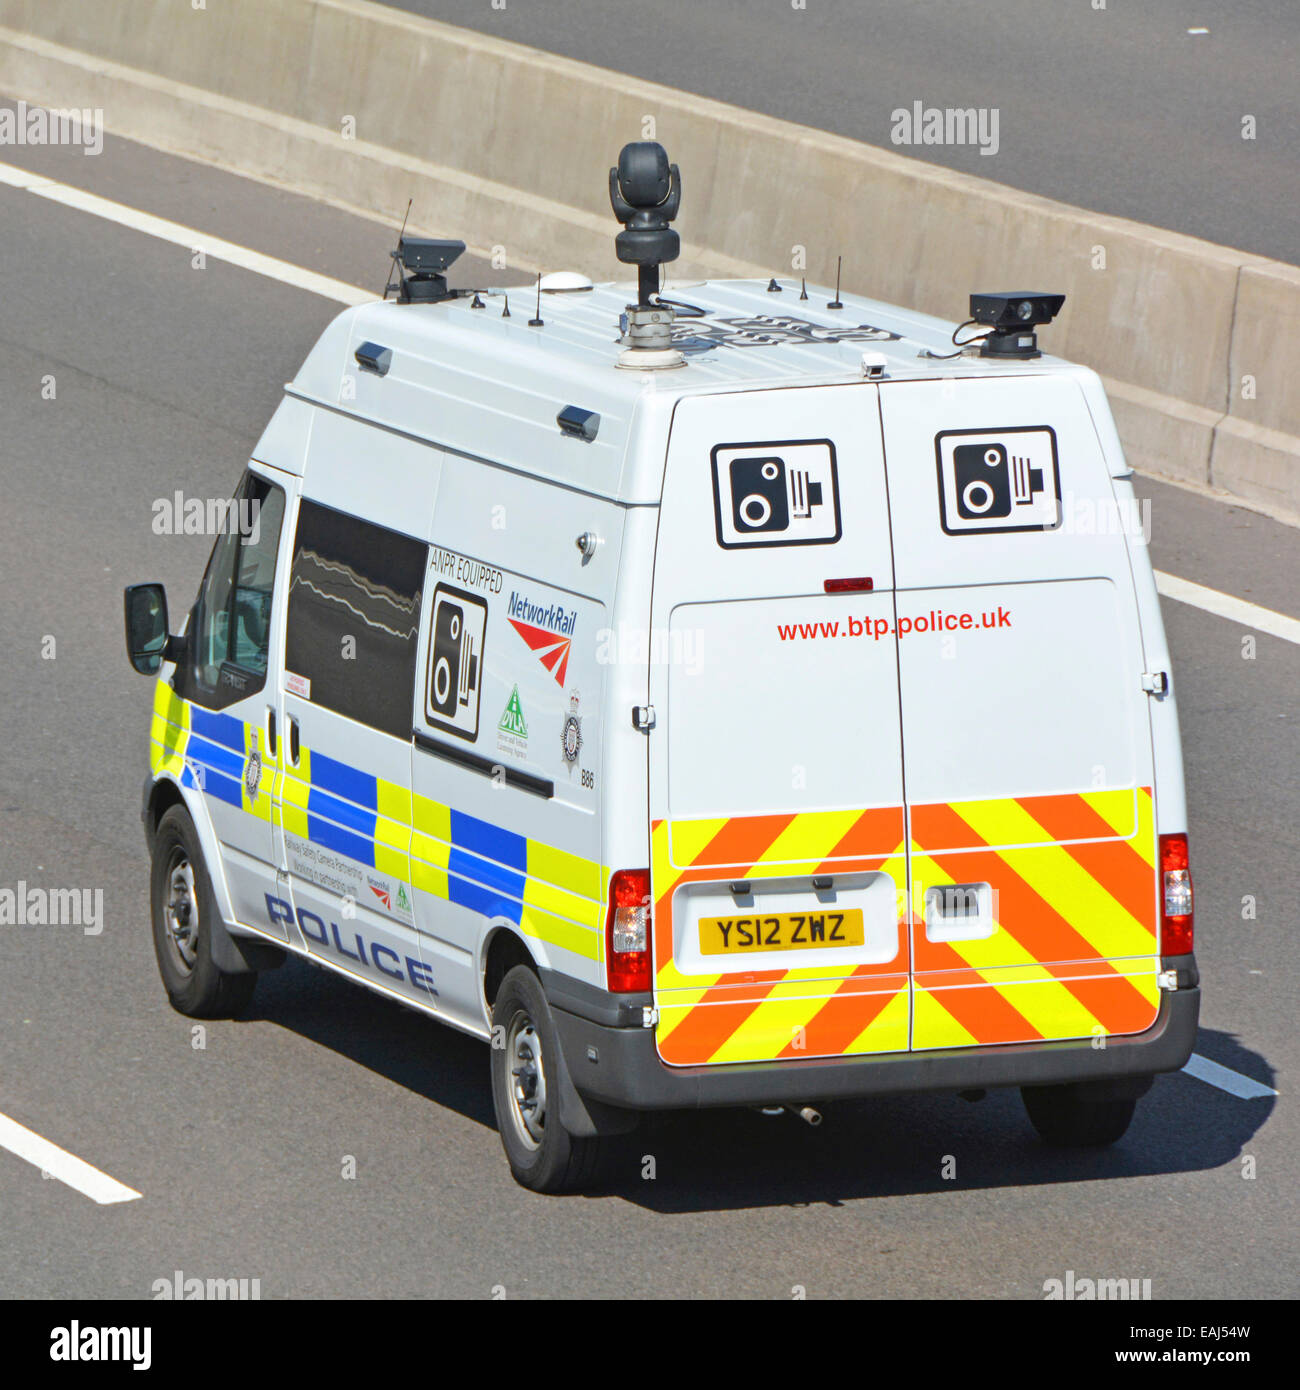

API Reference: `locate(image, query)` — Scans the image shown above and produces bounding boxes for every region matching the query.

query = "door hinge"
[632,704,656,731]
[1141,671,1169,695]
[1157,968,1179,991]
[641,1005,659,1028]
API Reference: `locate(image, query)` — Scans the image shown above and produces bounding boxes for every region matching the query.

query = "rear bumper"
[552,973,1200,1112]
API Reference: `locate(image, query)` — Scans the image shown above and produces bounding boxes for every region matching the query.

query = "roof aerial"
[351,139,1066,392]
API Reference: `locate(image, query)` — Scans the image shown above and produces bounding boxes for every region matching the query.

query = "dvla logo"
[499,686,528,739]
[497,685,528,759]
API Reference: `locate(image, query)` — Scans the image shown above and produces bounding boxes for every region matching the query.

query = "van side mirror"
[123,583,174,675]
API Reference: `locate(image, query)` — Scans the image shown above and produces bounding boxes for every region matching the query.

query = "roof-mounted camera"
[610,141,681,305]
[388,235,466,304]
[609,141,684,369]
[970,292,1065,359]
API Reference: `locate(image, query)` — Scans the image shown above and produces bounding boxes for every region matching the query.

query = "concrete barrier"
[0,0,1295,518]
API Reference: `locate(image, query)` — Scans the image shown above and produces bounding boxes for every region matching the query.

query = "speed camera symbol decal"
[935,426,1062,534]
[711,438,842,549]
[426,584,487,741]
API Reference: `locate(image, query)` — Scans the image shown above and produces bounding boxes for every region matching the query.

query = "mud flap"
[551,1012,640,1138]
[209,917,287,975]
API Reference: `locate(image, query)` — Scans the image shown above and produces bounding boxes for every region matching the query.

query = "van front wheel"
[1021,1082,1137,1147]
[150,805,257,1019]
[490,965,606,1193]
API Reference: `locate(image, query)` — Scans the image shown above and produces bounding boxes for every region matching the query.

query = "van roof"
[284,277,1085,504]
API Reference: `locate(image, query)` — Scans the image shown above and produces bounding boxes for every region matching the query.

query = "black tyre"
[150,805,257,1019]
[490,964,607,1193]
[1021,1082,1137,1147]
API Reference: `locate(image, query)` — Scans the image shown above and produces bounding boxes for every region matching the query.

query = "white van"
[125,143,1197,1192]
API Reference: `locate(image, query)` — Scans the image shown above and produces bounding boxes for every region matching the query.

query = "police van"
[124,142,1198,1192]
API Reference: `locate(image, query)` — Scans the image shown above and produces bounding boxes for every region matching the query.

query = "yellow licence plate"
[698,909,865,955]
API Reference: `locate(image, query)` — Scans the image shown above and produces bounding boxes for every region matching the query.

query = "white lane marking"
[1,156,1297,651]
[1154,571,1300,646]
[1181,1053,1277,1100]
[0,1111,141,1204]
[0,159,369,306]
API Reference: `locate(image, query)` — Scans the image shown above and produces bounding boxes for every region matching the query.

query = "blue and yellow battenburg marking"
[150,681,190,779]
[410,798,603,960]
[149,680,603,962]
[281,748,410,882]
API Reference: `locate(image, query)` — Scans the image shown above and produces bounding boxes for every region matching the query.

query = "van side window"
[284,500,426,739]
[179,473,286,710]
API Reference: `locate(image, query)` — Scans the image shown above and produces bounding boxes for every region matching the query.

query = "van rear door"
[879,375,1161,1051]
[648,386,908,1066]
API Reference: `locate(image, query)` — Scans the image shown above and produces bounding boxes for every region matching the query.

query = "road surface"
[0,122,1293,1299]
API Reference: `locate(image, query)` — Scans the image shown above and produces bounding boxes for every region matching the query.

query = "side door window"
[283,499,424,738]
[279,500,433,1004]
[168,469,289,937]
[180,473,286,710]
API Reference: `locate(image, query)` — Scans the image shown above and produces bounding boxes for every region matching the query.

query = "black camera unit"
[389,235,467,304]
[609,141,682,307]
[970,291,1066,359]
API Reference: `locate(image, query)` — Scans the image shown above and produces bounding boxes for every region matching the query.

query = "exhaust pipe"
[755,1104,823,1126]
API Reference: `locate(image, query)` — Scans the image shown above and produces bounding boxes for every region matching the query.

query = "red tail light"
[1159,833,1194,955]
[606,868,652,993]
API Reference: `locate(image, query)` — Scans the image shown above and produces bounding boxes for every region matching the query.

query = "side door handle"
[267,707,278,758]
[288,714,300,767]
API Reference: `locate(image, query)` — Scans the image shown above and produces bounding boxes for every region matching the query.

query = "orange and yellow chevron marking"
[778,971,911,1059]
[652,788,1163,1066]
[911,787,1141,850]
[914,966,1160,1051]
[653,807,909,1066]
[668,805,904,870]
[909,787,1160,1050]
[657,972,911,1067]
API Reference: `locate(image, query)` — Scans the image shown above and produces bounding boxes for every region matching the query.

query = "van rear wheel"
[1021,1082,1137,1147]
[490,965,606,1193]
[150,805,257,1019]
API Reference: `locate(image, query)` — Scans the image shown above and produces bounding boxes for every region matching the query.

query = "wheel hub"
[164,852,199,972]
[506,1015,548,1149]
